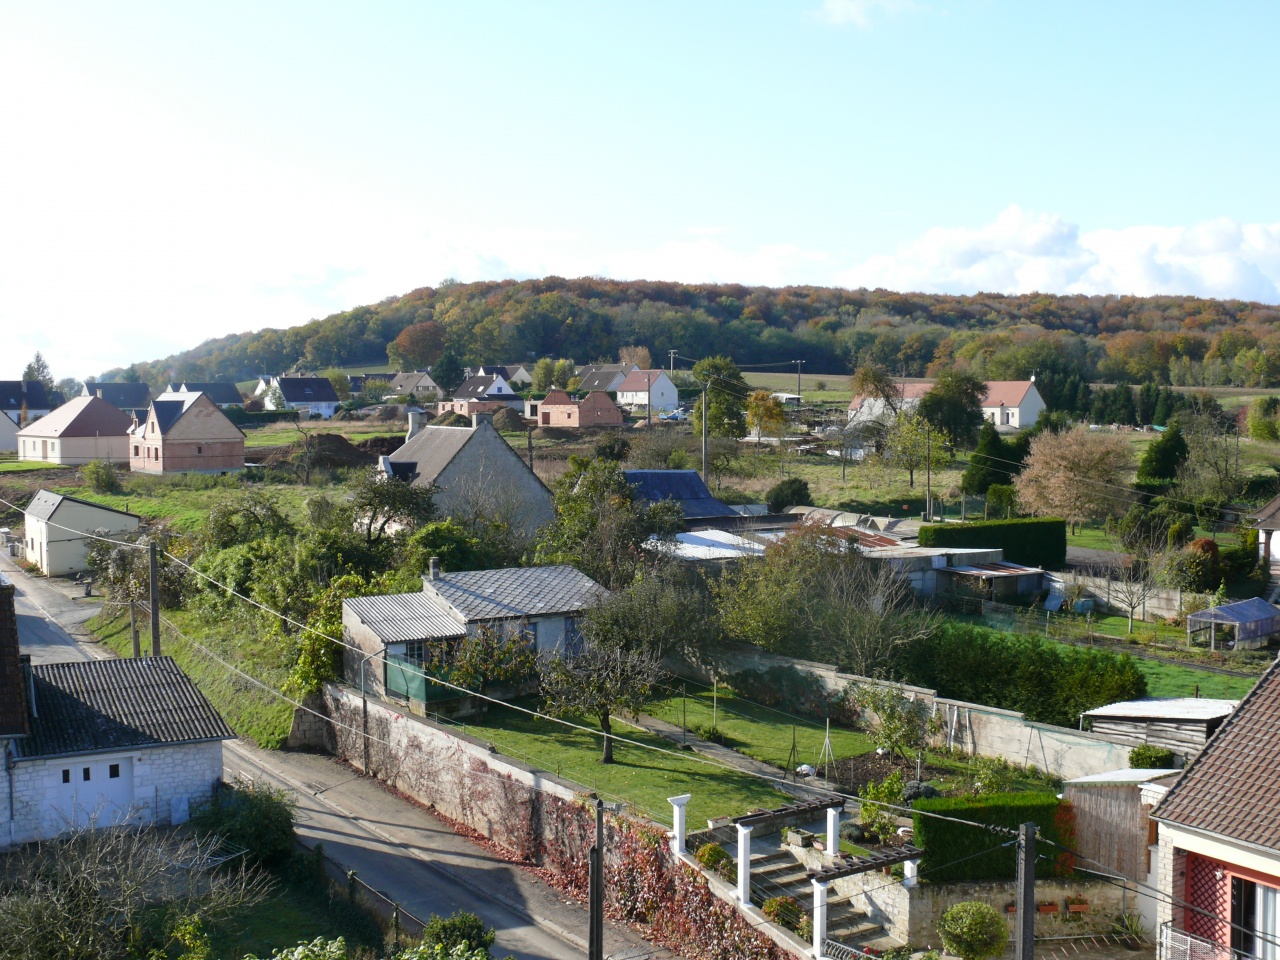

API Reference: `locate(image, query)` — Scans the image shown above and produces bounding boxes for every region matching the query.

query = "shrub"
[692,723,725,745]
[695,842,731,873]
[762,895,805,932]
[860,771,905,838]
[1130,744,1177,769]
[937,901,1009,960]
[420,911,496,952]
[918,517,1066,570]
[912,793,1071,882]
[766,477,811,514]
[190,780,297,867]
[80,459,122,494]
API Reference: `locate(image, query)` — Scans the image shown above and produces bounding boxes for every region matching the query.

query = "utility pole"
[795,359,803,396]
[129,601,140,658]
[527,428,534,472]
[1015,822,1036,960]
[669,349,677,379]
[925,423,932,521]
[588,798,605,960]
[646,372,652,430]
[701,381,709,487]
[149,540,161,656]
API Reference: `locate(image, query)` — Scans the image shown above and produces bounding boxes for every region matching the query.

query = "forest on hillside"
[102,277,1280,397]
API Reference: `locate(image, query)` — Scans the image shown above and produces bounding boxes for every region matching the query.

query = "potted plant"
[1037,901,1059,914]
[1067,895,1090,914]
[1005,902,1017,914]
[1113,913,1148,950]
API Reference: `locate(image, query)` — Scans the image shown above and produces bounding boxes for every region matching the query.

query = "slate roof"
[623,469,737,519]
[387,424,476,484]
[275,377,339,404]
[476,365,510,379]
[426,565,607,622]
[17,395,133,439]
[13,657,235,760]
[454,375,504,400]
[1251,493,1280,531]
[1153,659,1280,849]
[345,592,466,643]
[0,380,52,413]
[577,369,628,393]
[177,382,243,406]
[389,372,438,394]
[25,490,139,524]
[151,394,202,435]
[85,381,152,411]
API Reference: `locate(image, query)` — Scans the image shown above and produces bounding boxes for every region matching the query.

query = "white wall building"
[615,370,679,412]
[981,380,1046,430]
[17,396,133,464]
[23,490,140,576]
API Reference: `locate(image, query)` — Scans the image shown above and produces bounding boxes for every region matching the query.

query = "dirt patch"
[827,752,951,793]
[532,426,577,441]
[491,408,527,432]
[355,436,404,458]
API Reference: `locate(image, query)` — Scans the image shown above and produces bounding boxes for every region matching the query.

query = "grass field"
[1131,658,1258,700]
[209,873,384,959]
[241,420,407,449]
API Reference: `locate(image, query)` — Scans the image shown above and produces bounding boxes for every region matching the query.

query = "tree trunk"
[908,468,915,488]
[1128,610,1134,634]
[600,709,614,764]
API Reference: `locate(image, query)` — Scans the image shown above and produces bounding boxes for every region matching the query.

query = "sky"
[3,1,1280,380]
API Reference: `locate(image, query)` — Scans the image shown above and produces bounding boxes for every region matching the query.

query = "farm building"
[1082,698,1237,764]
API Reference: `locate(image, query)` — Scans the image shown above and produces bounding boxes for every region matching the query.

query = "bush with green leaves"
[695,842,732,873]
[81,459,122,494]
[1130,744,1177,769]
[937,901,1009,960]
[420,911,496,953]
[860,771,904,838]
[190,780,297,867]
[765,477,811,514]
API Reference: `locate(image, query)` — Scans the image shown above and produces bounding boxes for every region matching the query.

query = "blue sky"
[4,1,1279,378]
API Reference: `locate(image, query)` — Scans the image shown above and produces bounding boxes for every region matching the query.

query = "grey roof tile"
[345,592,466,643]
[14,657,235,760]
[624,469,736,519]
[387,424,475,484]
[427,565,607,622]
[25,489,139,523]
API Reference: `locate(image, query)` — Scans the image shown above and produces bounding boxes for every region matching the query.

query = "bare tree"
[1014,425,1131,534]
[0,818,270,960]
[1108,509,1174,634]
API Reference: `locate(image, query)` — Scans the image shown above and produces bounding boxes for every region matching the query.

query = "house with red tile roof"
[16,396,133,464]
[980,380,1045,430]
[1151,664,1278,960]
[535,390,624,427]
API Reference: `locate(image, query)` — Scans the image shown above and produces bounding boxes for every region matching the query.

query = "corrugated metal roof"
[1186,596,1280,626]
[643,529,766,561]
[14,657,234,760]
[1084,698,1238,721]
[945,561,1044,578]
[345,591,467,642]
[427,565,607,621]
[1065,768,1183,786]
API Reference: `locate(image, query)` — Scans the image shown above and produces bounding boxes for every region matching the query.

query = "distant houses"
[22,491,140,576]
[129,392,245,475]
[0,381,54,425]
[161,382,244,409]
[82,381,152,419]
[534,389,624,427]
[381,412,554,539]
[388,371,441,400]
[575,363,638,394]
[255,376,341,418]
[615,370,678,413]
[17,396,133,465]
[847,378,1045,432]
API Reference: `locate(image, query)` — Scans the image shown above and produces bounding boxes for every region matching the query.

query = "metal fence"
[1159,921,1236,960]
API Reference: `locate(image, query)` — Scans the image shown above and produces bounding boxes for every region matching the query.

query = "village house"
[381,412,554,539]
[255,376,341,418]
[535,389,625,427]
[388,371,441,400]
[0,380,54,425]
[624,469,737,522]
[82,381,153,418]
[129,392,246,475]
[23,490,140,576]
[575,363,638,394]
[17,396,133,465]
[436,374,522,416]
[0,409,16,454]
[481,363,533,386]
[161,382,244,409]
[981,380,1046,430]
[342,562,607,699]
[1152,661,1280,960]
[0,575,233,848]
[846,382,934,426]
[615,369,679,413]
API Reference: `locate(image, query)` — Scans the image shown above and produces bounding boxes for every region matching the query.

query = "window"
[82,767,91,782]
[133,445,139,456]
[564,617,583,655]
[1233,877,1280,960]
[61,769,70,784]
[197,446,203,454]
[109,763,120,779]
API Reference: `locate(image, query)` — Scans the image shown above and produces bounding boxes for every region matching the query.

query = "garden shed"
[1185,596,1280,650]
[1082,698,1237,762]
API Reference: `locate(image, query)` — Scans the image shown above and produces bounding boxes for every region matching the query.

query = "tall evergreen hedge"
[918,517,1067,570]
[912,793,1074,881]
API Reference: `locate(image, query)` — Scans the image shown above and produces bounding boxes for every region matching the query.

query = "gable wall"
[434,427,553,539]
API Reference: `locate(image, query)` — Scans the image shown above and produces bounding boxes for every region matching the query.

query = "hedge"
[912,793,1074,882]
[918,517,1066,570]
[223,407,301,426]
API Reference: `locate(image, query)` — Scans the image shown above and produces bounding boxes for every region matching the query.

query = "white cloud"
[818,0,919,28]
[837,205,1280,302]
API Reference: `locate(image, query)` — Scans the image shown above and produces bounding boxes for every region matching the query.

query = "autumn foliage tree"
[1014,425,1131,533]
[388,320,446,369]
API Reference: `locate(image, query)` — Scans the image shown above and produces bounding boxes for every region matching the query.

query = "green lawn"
[91,607,295,748]
[1088,613,1188,644]
[1131,658,1258,700]
[0,459,68,474]
[645,683,875,771]
[456,701,790,827]
[60,480,316,532]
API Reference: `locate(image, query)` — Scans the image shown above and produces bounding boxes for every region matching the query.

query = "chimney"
[0,574,29,736]
[428,556,441,581]
[471,412,494,429]
[407,409,422,441]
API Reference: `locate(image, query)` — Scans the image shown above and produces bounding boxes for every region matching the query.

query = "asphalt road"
[1,556,99,664]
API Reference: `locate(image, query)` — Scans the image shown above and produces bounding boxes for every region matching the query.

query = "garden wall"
[1047,572,1194,622]
[688,647,1135,781]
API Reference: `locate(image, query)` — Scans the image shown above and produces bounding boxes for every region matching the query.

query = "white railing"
[1159,921,1240,960]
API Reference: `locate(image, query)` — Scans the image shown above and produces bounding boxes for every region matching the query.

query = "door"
[40,439,47,459]
[47,757,135,831]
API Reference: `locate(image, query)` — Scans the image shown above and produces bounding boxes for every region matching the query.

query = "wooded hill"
[103,277,1280,394]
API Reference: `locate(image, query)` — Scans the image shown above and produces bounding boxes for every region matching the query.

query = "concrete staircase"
[748,850,894,949]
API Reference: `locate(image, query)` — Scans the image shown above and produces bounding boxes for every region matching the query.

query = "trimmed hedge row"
[918,517,1067,570]
[223,407,301,426]
[912,793,1075,882]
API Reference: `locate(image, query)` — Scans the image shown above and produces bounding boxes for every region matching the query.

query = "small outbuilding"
[23,490,141,576]
[1185,596,1280,650]
[1082,698,1237,764]
[623,469,737,522]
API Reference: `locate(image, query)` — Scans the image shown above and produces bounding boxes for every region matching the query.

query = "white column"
[826,805,841,854]
[812,878,828,958]
[903,857,918,888]
[737,823,753,905]
[668,794,691,856]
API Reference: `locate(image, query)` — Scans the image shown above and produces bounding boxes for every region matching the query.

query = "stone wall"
[1049,571,1199,623]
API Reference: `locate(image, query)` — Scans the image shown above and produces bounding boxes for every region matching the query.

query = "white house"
[981,380,1045,430]
[0,581,234,849]
[23,490,141,576]
[615,370,679,412]
[846,382,933,426]
[0,410,16,453]
[575,363,638,394]
[0,381,54,425]
[255,376,341,418]
[452,374,518,402]
[17,396,133,465]
[341,563,607,698]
